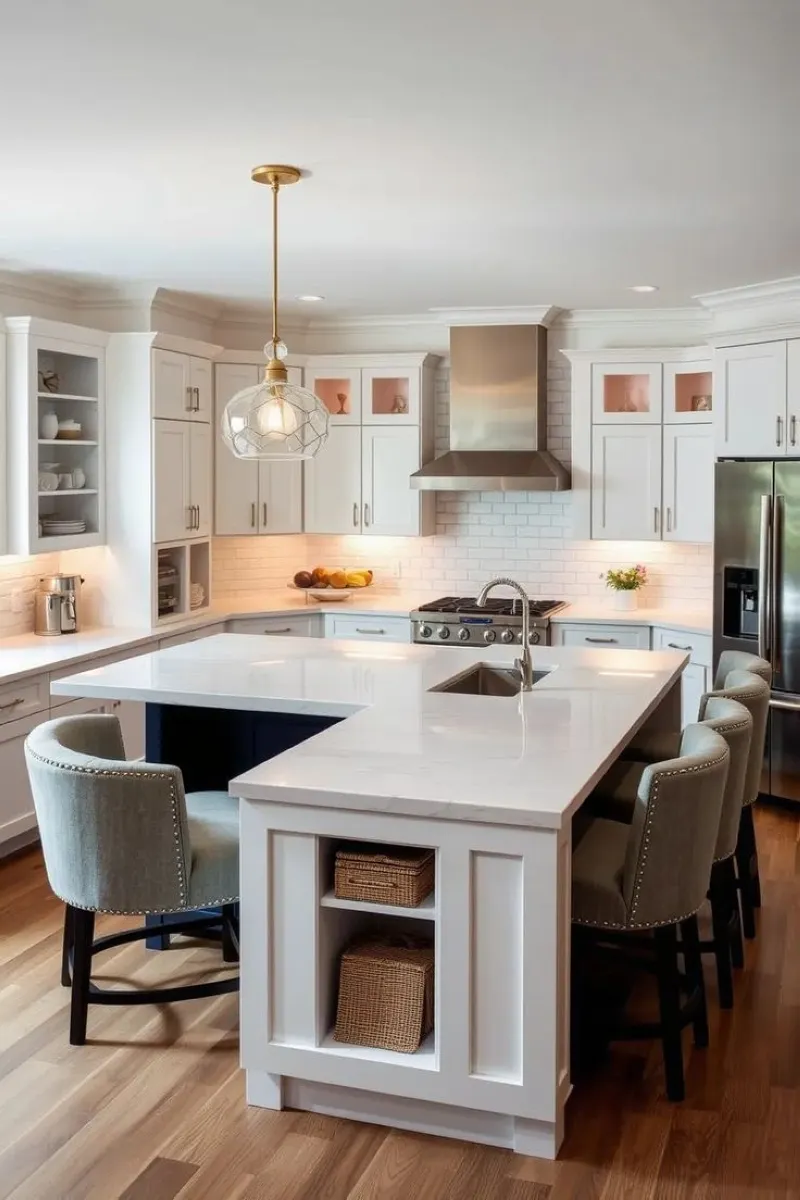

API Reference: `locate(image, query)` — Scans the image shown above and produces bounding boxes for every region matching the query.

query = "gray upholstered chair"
[710,669,771,939]
[589,698,752,1006]
[25,713,240,1045]
[714,651,772,690]
[572,723,729,1101]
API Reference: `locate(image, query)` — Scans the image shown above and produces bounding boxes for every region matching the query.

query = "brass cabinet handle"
[185,386,194,412]
[777,415,783,447]
[263,502,268,527]
[186,506,193,530]
[585,636,618,644]
[0,697,24,712]
[250,502,256,528]
[194,386,201,412]
[353,502,359,528]
[195,504,200,530]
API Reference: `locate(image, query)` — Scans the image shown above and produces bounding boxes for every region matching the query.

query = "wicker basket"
[334,843,435,908]
[334,935,434,1053]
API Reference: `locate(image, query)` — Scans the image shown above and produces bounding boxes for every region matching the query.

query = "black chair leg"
[724,857,745,970]
[709,863,734,1010]
[736,807,759,938]
[221,904,239,964]
[654,925,685,1101]
[61,905,74,987]
[679,915,708,1049]
[69,909,95,1046]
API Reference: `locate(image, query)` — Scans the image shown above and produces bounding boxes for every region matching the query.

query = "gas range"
[410,596,567,647]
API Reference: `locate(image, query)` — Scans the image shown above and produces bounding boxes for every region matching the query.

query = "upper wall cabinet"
[4,317,109,554]
[566,346,713,544]
[153,349,213,422]
[714,340,793,457]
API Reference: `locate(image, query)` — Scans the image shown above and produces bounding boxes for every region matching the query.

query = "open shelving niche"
[315,836,437,1068]
[154,539,211,623]
[33,341,105,549]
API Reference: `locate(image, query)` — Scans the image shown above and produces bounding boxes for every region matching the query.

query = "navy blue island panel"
[144,702,340,948]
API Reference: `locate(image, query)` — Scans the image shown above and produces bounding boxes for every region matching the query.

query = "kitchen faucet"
[476,577,534,690]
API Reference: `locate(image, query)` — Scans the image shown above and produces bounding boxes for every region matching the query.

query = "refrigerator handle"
[773,494,783,673]
[759,494,772,662]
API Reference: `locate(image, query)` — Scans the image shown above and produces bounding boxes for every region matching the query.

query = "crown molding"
[427,304,564,327]
[150,286,224,324]
[4,315,110,346]
[559,306,706,330]
[695,276,800,338]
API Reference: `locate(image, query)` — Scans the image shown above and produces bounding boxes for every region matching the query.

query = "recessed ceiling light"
[629,284,659,293]
[297,294,325,302]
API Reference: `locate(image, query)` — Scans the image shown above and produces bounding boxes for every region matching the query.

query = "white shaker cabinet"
[662,426,713,544]
[153,349,213,423]
[715,341,788,457]
[591,425,663,541]
[304,426,363,534]
[214,362,303,536]
[153,420,211,543]
[361,426,423,536]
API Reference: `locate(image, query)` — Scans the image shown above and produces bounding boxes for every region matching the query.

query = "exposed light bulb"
[258,393,298,439]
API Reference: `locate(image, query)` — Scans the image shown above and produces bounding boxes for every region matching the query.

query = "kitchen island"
[52,632,686,1159]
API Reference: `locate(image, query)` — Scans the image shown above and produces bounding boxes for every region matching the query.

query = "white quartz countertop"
[0,589,709,688]
[52,632,686,830]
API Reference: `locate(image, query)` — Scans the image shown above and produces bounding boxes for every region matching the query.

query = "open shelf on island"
[317,1028,437,1068]
[320,889,436,920]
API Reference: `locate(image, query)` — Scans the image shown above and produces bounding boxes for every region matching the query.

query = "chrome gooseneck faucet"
[476,577,534,690]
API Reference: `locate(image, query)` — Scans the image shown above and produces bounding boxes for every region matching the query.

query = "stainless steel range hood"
[410,324,570,492]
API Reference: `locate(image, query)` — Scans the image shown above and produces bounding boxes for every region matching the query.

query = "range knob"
[418,624,432,639]
[529,630,541,645]
[500,629,515,644]
[483,628,497,644]
[457,627,470,641]
[438,626,451,640]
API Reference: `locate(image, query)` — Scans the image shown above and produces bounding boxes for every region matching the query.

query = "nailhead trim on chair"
[26,746,190,910]
[629,750,728,924]
[48,890,241,917]
[573,749,731,933]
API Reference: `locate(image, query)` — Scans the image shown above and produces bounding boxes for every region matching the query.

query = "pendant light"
[221,165,330,461]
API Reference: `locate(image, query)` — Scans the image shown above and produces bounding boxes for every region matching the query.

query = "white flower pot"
[611,590,639,612]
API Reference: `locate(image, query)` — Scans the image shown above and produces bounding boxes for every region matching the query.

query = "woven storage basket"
[334,935,435,1053]
[334,843,435,908]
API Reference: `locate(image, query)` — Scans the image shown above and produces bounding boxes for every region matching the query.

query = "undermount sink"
[430,662,551,697]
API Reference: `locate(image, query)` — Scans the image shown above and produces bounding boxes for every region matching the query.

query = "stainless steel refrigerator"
[715,460,800,803]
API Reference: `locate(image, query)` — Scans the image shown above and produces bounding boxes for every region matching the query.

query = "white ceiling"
[1,0,798,317]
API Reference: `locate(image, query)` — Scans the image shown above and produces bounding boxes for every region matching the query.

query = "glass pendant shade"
[221,376,329,460]
[221,163,330,462]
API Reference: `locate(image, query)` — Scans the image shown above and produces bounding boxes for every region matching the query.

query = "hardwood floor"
[2,806,800,1198]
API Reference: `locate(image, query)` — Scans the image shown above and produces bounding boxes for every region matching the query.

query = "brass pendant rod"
[271,176,280,357]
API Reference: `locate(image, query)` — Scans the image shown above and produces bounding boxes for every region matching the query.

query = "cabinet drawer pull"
[263,502,268,527]
[250,502,256,528]
[585,636,618,644]
[667,642,693,651]
[0,697,25,712]
[353,502,359,528]
[356,628,386,635]
[264,627,293,634]
[777,415,784,447]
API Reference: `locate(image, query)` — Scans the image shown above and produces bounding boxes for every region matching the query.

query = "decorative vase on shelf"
[40,412,59,440]
[612,590,639,612]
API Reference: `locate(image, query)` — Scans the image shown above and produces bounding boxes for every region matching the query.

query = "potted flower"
[603,564,648,611]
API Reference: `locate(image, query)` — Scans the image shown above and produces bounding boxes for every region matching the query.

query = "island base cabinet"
[239,800,571,1159]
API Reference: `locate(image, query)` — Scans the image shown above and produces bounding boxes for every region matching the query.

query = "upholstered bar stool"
[714,651,772,690]
[572,724,729,1101]
[588,698,752,1004]
[25,713,240,1046]
[709,669,771,939]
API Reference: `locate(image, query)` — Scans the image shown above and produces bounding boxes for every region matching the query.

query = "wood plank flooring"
[2,806,800,1198]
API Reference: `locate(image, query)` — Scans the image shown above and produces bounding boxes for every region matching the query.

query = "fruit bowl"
[290,566,373,599]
